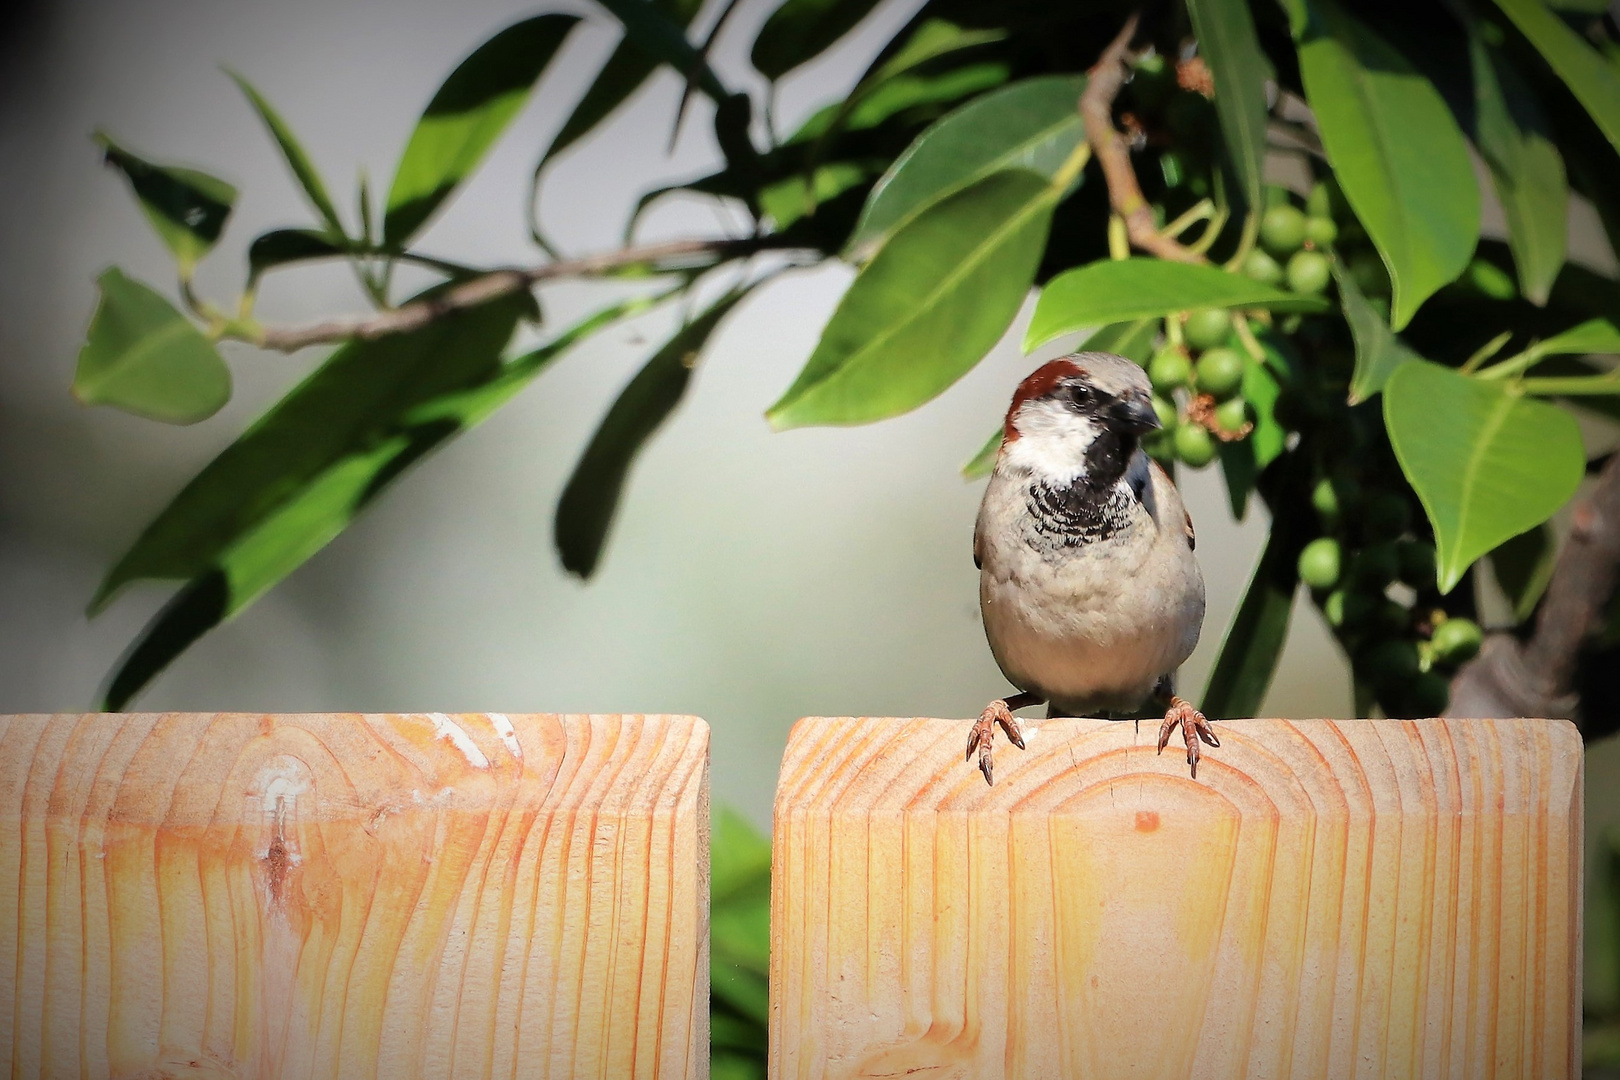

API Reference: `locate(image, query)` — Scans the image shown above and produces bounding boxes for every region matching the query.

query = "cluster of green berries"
[1296,475,1481,717]
[1238,182,1343,297]
[1145,309,1252,469]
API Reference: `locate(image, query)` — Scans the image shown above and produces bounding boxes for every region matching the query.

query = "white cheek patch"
[1003,400,1100,482]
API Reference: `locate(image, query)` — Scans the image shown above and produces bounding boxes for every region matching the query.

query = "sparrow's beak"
[1111,393,1161,435]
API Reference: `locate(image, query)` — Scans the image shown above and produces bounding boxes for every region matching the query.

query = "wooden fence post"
[0,712,709,1079]
[771,716,1582,1079]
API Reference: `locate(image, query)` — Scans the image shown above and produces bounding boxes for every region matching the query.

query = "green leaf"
[91,294,529,612]
[1490,523,1556,623]
[1025,258,1326,351]
[531,0,708,223]
[384,14,578,248]
[759,162,871,231]
[711,807,771,905]
[555,287,748,577]
[751,0,883,80]
[73,268,230,425]
[1335,257,1422,403]
[960,318,1156,480]
[1185,0,1270,211]
[228,71,346,238]
[1470,33,1567,306]
[95,293,660,705]
[94,132,236,272]
[1383,359,1585,593]
[847,75,1087,260]
[1533,317,1620,357]
[1297,0,1479,329]
[247,228,345,284]
[1490,0,1620,156]
[768,169,1055,430]
[1201,518,1299,718]
[1219,338,1290,518]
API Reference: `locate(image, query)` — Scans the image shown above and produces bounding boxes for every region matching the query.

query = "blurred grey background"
[2,0,1513,829]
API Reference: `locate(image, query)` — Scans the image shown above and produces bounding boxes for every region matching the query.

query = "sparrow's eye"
[1065,384,1093,409]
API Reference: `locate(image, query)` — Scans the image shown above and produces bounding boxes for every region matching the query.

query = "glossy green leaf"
[1186,0,1269,210]
[1335,258,1422,403]
[247,228,345,283]
[961,318,1156,480]
[73,268,230,425]
[759,162,870,230]
[847,75,1087,260]
[1490,522,1556,622]
[769,169,1055,430]
[1297,0,1479,329]
[229,71,346,238]
[1384,359,1584,593]
[751,0,883,80]
[1202,517,1299,718]
[1470,33,1567,306]
[1025,258,1326,351]
[95,293,661,706]
[384,14,578,247]
[1491,0,1620,155]
[556,288,748,577]
[94,132,236,271]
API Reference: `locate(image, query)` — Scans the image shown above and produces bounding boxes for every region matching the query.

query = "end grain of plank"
[0,712,708,1079]
[770,716,1581,1080]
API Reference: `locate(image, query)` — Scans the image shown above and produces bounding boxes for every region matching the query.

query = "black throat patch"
[1022,431,1146,550]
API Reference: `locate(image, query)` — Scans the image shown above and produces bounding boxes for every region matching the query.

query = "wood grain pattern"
[770,716,1582,1080]
[0,712,708,1079]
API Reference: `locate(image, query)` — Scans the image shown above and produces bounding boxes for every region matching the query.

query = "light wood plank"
[770,716,1581,1079]
[0,712,708,1079]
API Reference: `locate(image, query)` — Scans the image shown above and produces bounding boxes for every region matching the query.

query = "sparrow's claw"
[967,700,1027,785]
[1156,696,1218,779]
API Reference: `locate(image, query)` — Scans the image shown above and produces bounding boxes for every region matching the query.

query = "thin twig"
[1081,15,1206,265]
[246,238,757,353]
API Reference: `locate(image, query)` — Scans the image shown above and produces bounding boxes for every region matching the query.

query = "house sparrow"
[969,352,1211,784]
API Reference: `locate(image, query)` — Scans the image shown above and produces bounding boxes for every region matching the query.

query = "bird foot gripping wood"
[967,699,1027,785]
[1157,695,1218,778]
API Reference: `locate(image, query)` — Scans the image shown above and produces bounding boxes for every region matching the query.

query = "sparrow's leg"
[1152,677,1219,779]
[968,691,1042,786]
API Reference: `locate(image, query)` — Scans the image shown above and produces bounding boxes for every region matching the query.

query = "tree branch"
[1081,15,1207,265]
[1446,452,1620,722]
[247,238,761,353]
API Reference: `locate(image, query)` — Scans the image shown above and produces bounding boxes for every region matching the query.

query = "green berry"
[1396,540,1437,589]
[1349,250,1390,297]
[1195,347,1246,400]
[1286,249,1332,294]
[1310,477,1341,527]
[1374,598,1412,635]
[1183,308,1231,351]
[1431,617,1483,665]
[1323,588,1376,630]
[1148,346,1194,393]
[1243,248,1284,286]
[1260,205,1309,255]
[1352,544,1399,589]
[1214,396,1249,433]
[1264,184,1294,209]
[1298,537,1343,591]
[1174,421,1216,468]
[1152,394,1178,430]
[1304,215,1338,247]
[1359,638,1421,689]
[1363,492,1411,541]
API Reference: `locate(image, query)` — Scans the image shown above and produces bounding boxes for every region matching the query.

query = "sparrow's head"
[1000,352,1160,483]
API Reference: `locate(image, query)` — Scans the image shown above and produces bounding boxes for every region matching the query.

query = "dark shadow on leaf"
[101,572,229,711]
